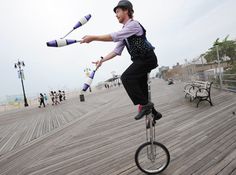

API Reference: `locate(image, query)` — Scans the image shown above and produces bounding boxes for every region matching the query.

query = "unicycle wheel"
[135,141,170,174]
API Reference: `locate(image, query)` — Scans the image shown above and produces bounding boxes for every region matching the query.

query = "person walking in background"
[50,91,55,105]
[59,90,63,102]
[62,91,66,100]
[44,93,49,105]
[38,93,45,108]
[54,91,59,105]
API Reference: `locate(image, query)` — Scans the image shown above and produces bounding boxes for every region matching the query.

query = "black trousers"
[121,51,158,105]
[40,99,45,107]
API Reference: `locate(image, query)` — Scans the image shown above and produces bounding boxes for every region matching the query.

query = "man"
[58,90,63,102]
[38,93,46,108]
[62,91,66,100]
[81,0,162,121]
[50,91,55,105]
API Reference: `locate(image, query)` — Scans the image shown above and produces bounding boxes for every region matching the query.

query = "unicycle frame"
[145,114,156,162]
[146,74,156,162]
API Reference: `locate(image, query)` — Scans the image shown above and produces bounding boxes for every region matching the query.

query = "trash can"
[80,94,85,102]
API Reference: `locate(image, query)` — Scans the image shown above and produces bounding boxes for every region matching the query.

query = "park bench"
[184,80,213,107]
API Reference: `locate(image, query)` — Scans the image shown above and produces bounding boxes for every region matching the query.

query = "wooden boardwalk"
[0,79,235,175]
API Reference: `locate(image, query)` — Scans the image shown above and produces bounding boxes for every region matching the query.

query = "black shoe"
[134,102,154,120]
[152,107,162,120]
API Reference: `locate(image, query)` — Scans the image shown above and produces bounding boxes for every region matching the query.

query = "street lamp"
[14,60,29,107]
[215,45,223,89]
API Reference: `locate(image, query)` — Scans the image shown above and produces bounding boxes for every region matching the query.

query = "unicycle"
[135,74,170,174]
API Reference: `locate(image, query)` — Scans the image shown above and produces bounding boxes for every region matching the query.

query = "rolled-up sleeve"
[113,40,125,56]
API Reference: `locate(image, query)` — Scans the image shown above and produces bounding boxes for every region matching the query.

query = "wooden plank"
[0,79,235,175]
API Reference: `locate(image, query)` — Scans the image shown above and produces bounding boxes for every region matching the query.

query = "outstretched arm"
[93,52,117,68]
[81,34,113,43]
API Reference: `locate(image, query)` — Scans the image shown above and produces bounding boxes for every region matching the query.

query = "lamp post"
[14,60,29,107]
[216,45,223,89]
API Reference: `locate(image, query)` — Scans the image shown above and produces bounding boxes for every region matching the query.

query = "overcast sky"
[0,0,236,98]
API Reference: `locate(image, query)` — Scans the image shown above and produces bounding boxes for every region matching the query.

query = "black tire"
[135,141,170,174]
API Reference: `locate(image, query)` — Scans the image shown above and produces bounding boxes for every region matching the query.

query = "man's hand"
[92,59,103,69]
[80,35,95,43]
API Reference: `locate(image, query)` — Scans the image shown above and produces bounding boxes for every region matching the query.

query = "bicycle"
[135,74,170,174]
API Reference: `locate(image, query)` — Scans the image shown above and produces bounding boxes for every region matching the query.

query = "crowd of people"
[104,82,121,89]
[38,90,66,108]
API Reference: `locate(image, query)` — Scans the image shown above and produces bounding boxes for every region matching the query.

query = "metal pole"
[19,68,29,107]
[216,45,223,89]
[15,60,29,107]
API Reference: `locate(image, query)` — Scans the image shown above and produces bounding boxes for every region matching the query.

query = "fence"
[0,87,104,113]
[207,73,236,92]
[0,98,39,113]
[188,72,236,92]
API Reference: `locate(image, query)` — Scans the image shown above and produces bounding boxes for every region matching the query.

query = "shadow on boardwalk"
[0,79,235,175]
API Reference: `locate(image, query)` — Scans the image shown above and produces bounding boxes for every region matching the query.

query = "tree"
[204,36,236,64]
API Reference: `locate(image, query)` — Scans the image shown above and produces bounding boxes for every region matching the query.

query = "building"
[165,61,230,81]
[158,66,170,80]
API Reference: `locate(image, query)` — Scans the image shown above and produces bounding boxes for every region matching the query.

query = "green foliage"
[225,62,236,74]
[204,36,236,64]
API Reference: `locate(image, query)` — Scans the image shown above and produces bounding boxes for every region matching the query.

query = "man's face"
[115,8,128,24]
